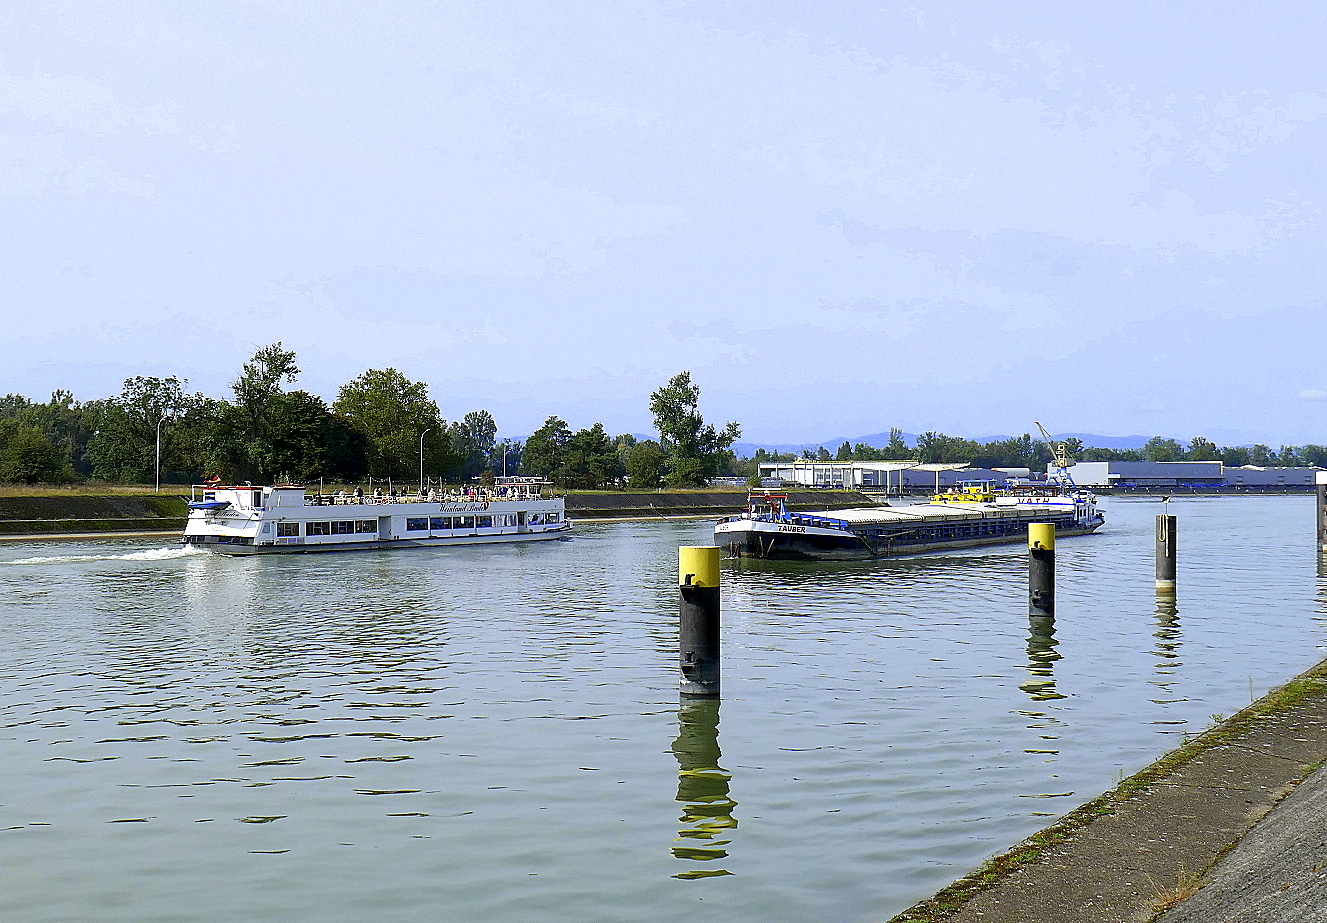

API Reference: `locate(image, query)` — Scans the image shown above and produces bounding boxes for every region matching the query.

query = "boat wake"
[2,546,206,566]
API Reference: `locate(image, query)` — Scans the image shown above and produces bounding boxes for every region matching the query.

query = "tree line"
[749,431,1327,470]
[0,346,742,490]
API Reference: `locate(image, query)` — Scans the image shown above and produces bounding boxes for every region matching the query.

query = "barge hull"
[718,520,1100,561]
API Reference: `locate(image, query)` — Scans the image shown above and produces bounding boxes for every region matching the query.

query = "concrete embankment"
[565,489,870,521]
[887,657,1327,923]
[0,494,189,537]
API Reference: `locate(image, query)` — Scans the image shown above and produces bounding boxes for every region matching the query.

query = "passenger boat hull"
[189,524,571,556]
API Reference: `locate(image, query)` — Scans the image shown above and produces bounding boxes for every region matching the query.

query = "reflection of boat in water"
[182,478,569,555]
[715,482,1104,561]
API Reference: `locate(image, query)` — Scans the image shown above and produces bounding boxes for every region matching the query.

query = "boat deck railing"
[723,511,852,531]
[303,487,544,506]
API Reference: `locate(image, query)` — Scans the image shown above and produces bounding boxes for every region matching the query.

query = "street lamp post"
[155,416,164,492]
[419,427,434,496]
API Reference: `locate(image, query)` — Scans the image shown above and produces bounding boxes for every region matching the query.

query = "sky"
[2,1,1325,446]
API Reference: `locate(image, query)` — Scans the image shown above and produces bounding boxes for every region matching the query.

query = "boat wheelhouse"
[182,478,569,555]
[714,484,1103,561]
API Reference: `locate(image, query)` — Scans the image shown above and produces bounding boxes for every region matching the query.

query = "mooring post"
[1156,514,1177,590]
[679,546,721,697]
[1028,522,1055,617]
[1316,472,1327,560]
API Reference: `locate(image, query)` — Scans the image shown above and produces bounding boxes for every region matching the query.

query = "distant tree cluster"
[0,345,510,486]
[739,431,1327,472]
[0,354,743,490]
[519,372,741,490]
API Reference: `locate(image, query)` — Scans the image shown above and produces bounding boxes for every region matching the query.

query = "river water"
[1,496,1323,923]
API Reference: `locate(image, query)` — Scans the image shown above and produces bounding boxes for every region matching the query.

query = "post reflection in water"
[1154,587,1182,664]
[1020,615,1066,702]
[670,697,737,879]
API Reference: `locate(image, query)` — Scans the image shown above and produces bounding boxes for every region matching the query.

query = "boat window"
[355,520,376,533]
[530,514,542,525]
[459,516,475,529]
[476,515,493,528]
[430,517,450,530]
[277,522,299,537]
[406,518,429,532]
[307,521,331,536]
[547,513,560,523]
[332,521,356,535]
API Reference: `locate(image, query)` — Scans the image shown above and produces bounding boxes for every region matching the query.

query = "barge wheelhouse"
[182,478,569,555]
[714,485,1103,561]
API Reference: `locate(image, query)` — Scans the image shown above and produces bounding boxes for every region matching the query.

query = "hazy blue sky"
[3,1,1324,445]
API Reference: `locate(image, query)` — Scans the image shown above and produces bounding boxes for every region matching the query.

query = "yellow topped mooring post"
[679,546,721,697]
[1028,523,1055,617]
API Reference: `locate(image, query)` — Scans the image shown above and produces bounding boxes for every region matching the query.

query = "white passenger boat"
[182,478,569,555]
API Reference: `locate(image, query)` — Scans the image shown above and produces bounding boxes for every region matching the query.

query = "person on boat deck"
[354,486,363,500]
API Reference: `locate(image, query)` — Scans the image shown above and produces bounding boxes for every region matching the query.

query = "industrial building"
[1067,461,1323,489]
[757,460,1325,492]
[757,461,1036,492]
[1067,461,1225,489]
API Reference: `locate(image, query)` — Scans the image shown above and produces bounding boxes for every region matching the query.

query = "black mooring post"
[1156,514,1177,590]
[1029,522,1055,617]
[679,546,721,697]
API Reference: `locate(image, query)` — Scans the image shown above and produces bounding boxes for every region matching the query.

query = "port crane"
[1035,421,1077,488]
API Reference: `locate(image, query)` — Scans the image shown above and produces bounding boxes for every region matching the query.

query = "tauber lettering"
[778,525,806,533]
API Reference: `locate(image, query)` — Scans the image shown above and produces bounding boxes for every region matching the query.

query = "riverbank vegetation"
[0,348,742,490]
[3,347,1321,489]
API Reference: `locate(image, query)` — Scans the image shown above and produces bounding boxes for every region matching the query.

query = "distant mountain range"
[732,431,1158,457]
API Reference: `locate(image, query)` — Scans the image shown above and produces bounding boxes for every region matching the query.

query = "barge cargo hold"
[714,485,1103,561]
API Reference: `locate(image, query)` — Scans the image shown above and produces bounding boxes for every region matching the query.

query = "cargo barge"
[714,483,1103,561]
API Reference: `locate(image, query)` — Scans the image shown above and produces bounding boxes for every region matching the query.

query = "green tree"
[1143,436,1184,462]
[1250,444,1273,466]
[625,439,665,489]
[88,376,196,483]
[917,432,979,464]
[0,426,76,483]
[522,416,572,479]
[560,423,621,489]
[233,343,299,437]
[253,392,367,482]
[1185,437,1221,461]
[884,428,910,460]
[835,440,852,460]
[450,410,498,479]
[334,368,457,480]
[648,372,740,487]
[1301,445,1327,467]
[1221,445,1251,466]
